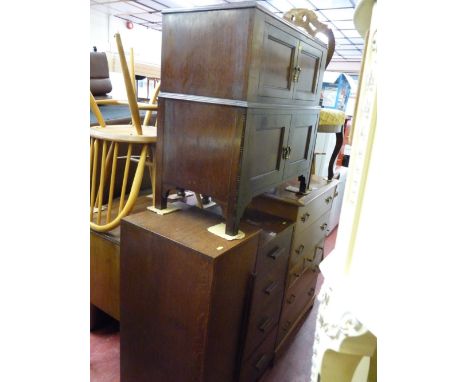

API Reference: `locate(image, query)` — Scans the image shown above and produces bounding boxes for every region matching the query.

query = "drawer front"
[239,325,277,382]
[243,282,284,359]
[277,268,318,345]
[255,225,293,277]
[289,211,330,271]
[249,268,287,326]
[286,257,305,290]
[304,239,325,273]
[296,186,335,232]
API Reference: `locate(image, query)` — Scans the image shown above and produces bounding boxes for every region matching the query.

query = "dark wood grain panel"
[161,8,253,100]
[258,23,296,99]
[160,99,245,202]
[120,208,261,382]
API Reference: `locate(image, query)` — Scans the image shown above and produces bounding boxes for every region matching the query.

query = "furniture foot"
[225,214,241,236]
[155,190,169,210]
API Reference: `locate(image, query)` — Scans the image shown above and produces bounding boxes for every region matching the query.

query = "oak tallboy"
[155,2,328,235]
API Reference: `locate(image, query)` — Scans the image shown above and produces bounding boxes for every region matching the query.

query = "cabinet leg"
[225,214,241,236]
[328,127,344,181]
[155,189,169,210]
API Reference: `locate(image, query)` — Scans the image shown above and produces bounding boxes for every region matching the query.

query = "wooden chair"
[90,33,157,232]
[283,8,335,67]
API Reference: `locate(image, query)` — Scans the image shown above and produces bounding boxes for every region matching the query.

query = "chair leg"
[328,126,344,181]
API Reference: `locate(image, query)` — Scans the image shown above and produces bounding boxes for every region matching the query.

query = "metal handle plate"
[267,246,283,260]
[264,281,278,295]
[255,354,269,371]
[258,317,273,333]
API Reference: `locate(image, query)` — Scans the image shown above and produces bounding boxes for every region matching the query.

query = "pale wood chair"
[90,33,157,232]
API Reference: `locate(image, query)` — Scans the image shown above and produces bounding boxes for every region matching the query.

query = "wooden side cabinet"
[120,206,294,382]
[155,2,327,235]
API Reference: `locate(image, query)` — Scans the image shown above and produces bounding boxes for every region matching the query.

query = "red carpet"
[90,226,339,382]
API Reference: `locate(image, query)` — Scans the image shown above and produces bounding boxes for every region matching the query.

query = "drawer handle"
[300,212,310,222]
[258,317,274,333]
[264,281,278,295]
[305,257,313,263]
[316,246,324,264]
[295,244,304,255]
[320,223,328,231]
[334,191,339,197]
[282,320,292,331]
[308,287,315,296]
[255,354,269,371]
[267,246,283,260]
[325,196,333,204]
[287,294,296,304]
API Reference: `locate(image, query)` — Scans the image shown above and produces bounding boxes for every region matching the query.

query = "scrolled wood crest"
[283,8,335,68]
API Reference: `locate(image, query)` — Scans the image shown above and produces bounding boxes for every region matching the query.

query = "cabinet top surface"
[161,1,327,49]
[258,175,339,207]
[123,203,295,259]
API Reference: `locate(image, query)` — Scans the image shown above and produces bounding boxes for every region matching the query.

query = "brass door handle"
[293,66,302,82]
[283,146,292,159]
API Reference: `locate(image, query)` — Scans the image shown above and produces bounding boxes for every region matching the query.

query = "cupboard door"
[258,23,297,99]
[293,41,323,102]
[248,113,291,193]
[283,113,318,180]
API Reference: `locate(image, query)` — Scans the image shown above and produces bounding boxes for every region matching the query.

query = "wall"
[90,8,162,99]
[90,8,162,64]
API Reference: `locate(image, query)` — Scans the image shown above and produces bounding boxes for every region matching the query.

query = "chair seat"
[91,125,157,143]
[318,108,346,133]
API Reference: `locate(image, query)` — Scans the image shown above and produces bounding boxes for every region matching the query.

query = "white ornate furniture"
[310,0,378,381]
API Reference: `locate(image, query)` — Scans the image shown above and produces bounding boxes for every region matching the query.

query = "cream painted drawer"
[295,186,335,232]
[289,211,330,271]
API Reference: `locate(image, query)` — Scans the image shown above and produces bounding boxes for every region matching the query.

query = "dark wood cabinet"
[120,206,294,382]
[155,2,327,235]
